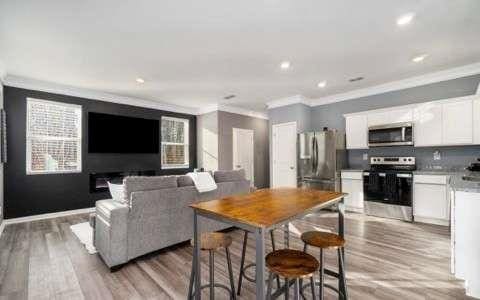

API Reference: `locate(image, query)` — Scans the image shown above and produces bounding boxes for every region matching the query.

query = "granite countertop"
[341,169,364,172]
[450,173,480,193]
[413,169,463,176]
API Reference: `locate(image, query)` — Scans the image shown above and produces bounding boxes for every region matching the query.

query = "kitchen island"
[450,174,480,299]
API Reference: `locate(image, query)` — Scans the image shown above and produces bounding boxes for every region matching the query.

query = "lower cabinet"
[413,175,450,226]
[341,171,364,213]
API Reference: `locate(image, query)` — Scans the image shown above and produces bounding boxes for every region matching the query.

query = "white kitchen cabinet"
[473,98,480,144]
[413,102,443,147]
[413,175,450,226]
[367,107,413,127]
[345,114,368,149]
[341,171,364,213]
[442,98,473,145]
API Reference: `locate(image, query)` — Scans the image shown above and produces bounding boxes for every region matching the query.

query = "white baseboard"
[414,216,450,226]
[3,207,95,226]
[346,206,364,214]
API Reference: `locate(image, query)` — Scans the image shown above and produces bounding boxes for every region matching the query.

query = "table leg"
[255,227,266,300]
[283,223,290,249]
[338,198,346,299]
[194,212,202,300]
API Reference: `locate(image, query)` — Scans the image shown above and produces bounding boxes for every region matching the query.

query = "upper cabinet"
[442,98,473,145]
[367,108,413,127]
[344,95,478,149]
[345,114,368,149]
[414,102,443,147]
[473,97,480,144]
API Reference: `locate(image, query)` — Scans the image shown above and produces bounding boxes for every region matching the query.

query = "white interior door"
[272,122,297,188]
[233,128,254,186]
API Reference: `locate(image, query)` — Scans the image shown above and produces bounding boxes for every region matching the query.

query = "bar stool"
[237,230,280,295]
[188,232,236,300]
[301,231,348,300]
[265,249,319,300]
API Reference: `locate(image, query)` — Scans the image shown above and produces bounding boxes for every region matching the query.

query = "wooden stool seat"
[301,231,345,249]
[266,249,319,279]
[190,232,232,250]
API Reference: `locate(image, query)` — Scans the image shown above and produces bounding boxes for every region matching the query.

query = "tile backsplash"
[348,145,480,170]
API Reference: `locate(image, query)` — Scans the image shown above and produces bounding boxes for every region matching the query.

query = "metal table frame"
[192,196,345,300]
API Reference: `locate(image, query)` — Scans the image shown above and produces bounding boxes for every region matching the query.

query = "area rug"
[70,222,97,254]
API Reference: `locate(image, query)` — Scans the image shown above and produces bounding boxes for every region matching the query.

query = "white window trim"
[161,116,189,169]
[26,97,82,175]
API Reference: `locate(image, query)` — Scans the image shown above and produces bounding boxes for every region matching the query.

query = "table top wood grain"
[190,188,346,228]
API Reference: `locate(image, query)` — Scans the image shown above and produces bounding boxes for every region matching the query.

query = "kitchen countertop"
[450,173,480,193]
[341,169,364,172]
[413,169,462,176]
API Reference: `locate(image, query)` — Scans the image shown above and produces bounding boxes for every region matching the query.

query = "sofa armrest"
[95,199,129,268]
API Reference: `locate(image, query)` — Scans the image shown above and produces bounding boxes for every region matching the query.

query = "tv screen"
[88,112,159,153]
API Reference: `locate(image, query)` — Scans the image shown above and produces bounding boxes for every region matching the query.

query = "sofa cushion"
[214,169,246,183]
[123,176,178,204]
[177,175,194,187]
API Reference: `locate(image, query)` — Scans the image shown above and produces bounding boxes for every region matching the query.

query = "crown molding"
[310,62,480,107]
[266,94,310,109]
[198,103,268,120]
[3,75,198,115]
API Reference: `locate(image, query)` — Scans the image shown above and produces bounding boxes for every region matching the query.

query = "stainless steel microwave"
[368,122,413,147]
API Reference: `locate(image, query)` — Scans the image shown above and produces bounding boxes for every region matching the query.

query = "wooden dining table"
[190,187,347,300]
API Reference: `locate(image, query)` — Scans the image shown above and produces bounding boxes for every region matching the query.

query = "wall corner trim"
[3,207,95,225]
[0,221,4,239]
[3,75,198,115]
[310,62,480,107]
[197,103,268,120]
[266,94,310,109]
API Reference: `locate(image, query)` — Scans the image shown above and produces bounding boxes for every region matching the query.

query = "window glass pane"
[161,144,187,165]
[161,119,185,143]
[27,99,81,174]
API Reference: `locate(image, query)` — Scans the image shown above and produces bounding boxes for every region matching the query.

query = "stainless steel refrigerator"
[297,129,346,191]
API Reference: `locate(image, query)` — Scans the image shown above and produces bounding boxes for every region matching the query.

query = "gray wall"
[217,111,269,188]
[197,111,219,171]
[310,74,480,170]
[197,110,270,188]
[267,103,311,186]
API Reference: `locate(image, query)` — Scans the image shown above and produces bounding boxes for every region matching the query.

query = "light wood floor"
[0,212,471,299]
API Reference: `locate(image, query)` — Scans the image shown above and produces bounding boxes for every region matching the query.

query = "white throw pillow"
[108,182,125,203]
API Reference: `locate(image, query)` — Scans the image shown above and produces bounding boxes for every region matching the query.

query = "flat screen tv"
[88,112,159,153]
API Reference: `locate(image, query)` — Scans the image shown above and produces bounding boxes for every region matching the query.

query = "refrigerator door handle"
[313,136,318,172]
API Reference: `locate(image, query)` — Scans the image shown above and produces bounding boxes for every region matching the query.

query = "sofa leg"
[110,264,125,272]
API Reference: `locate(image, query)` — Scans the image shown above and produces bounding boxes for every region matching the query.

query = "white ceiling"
[1,0,480,113]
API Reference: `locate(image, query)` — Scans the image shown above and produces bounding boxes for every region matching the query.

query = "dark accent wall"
[4,86,197,219]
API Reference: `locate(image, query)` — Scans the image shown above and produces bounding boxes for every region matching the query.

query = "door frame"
[232,127,254,185]
[272,121,297,187]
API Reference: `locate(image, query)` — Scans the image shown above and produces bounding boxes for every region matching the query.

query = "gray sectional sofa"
[94,170,250,268]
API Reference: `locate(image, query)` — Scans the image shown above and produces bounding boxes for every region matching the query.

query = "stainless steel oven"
[368,122,413,147]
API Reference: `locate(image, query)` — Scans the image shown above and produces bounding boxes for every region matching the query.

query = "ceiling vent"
[349,77,364,82]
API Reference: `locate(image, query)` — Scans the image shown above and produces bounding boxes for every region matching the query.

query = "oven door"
[368,122,413,147]
[363,172,412,206]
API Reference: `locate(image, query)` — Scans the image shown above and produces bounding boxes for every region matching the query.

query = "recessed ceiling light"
[397,13,415,26]
[280,61,291,70]
[412,54,428,63]
[317,81,327,88]
[135,77,145,83]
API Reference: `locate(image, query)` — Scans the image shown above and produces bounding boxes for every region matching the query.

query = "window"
[161,116,189,168]
[26,98,82,174]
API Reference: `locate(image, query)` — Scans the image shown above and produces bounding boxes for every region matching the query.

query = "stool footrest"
[240,263,256,282]
[190,283,234,299]
[324,268,340,279]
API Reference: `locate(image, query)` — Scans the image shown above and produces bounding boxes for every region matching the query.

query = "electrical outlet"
[363,153,368,161]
